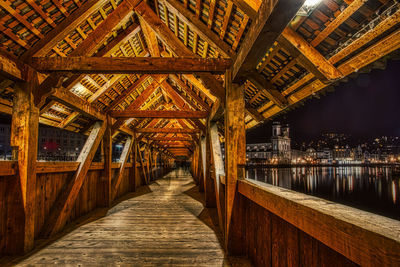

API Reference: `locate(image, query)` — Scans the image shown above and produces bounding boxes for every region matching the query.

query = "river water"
[246,166,400,220]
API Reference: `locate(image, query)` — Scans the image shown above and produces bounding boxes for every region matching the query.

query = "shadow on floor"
[183,182,251,267]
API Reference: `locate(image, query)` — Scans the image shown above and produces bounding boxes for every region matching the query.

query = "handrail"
[238,179,400,266]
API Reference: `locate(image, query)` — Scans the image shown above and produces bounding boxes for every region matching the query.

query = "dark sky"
[247,59,400,144]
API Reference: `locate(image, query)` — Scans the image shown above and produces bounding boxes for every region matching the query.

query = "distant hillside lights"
[245,123,400,165]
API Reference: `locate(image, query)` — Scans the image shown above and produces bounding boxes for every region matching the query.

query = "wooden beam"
[9,67,39,253]
[136,128,200,134]
[109,110,208,118]
[224,70,246,253]
[161,0,234,57]
[0,50,27,82]
[112,82,159,131]
[245,103,265,122]
[21,0,109,59]
[112,136,133,200]
[247,73,288,107]
[231,0,258,20]
[281,27,343,81]
[161,80,206,131]
[310,0,366,47]
[49,88,106,121]
[105,75,150,111]
[232,0,305,81]
[43,121,107,237]
[169,74,210,110]
[150,137,193,141]
[134,2,226,101]
[33,0,141,108]
[139,16,161,57]
[29,57,230,74]
[262,25,400,120]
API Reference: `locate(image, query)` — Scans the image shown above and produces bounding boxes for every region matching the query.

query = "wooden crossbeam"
[169,74,210,111]
[232,0,305,81]
[281,27,343,81]
[29,57,230,74]
[49,88,106,121]
[33,0,141,108]
[111,136,133,200]
[0,50,33,82]
[136,128,200,133]
[150,137,193,141]
[109,110,208,118]
[134,2,225,101]
[42,121,107,237]
[161,80,206,131]
[111,82,159,131]
[247,73,288,108]
[310,0,366,47]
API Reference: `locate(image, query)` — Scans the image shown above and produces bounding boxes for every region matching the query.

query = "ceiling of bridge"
[0,0,399,157]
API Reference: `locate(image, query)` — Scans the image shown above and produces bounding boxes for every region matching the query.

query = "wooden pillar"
[101,115,112,207]
[9,67,39,253]
[224,69,246,253]
[197,138,204,191]
[132,134,137,191]
[203,123,216,208]
[210,122,225,230]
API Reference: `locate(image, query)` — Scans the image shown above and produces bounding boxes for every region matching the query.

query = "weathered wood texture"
[237,194,358,267]
[28,57,230,74]
[2,169,246,266]
[237,179,400,266]
[0,161,171,256]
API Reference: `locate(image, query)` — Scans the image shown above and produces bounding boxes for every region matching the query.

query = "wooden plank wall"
[0,161,171,255]
[238,194,357,267]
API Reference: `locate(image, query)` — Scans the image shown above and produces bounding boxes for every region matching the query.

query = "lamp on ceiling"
[297,0,323,16]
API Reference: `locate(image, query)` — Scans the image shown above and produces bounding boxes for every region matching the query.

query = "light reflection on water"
[246,166,400,220]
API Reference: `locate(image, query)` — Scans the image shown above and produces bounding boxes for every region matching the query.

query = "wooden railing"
[0,160,172,255]
[237,179,400,266]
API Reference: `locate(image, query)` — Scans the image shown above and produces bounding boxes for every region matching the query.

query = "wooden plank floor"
[8,169,249,266]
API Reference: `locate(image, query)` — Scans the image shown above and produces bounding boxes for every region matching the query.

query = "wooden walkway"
[9,169,247,266]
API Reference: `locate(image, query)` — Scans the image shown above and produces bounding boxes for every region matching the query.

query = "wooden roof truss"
[0,0,399,155]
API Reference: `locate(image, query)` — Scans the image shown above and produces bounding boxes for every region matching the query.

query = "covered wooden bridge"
[1,0,400,265]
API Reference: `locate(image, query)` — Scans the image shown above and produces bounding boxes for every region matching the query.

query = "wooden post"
[224,69,246,253]
[111,136,133,200]
[9,67,39,253]
[101,116,112,207]
[209,122,225,232]
[203,124,216,208]
[131,134,137,191]
[197,137,204,191]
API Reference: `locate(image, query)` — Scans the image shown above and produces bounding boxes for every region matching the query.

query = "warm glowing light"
[303,0,322,7]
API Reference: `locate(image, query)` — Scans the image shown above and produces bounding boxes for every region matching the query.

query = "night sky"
[247,58,400,144]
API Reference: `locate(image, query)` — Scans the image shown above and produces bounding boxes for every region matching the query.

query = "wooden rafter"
[28,57,231,74]
[109,110,208,118]
[232,0,305,81]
